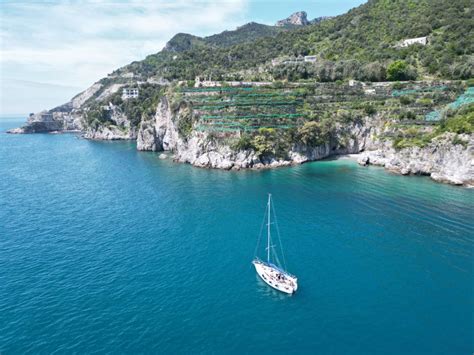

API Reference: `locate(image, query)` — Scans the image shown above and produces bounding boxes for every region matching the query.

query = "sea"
[1,116,473,354]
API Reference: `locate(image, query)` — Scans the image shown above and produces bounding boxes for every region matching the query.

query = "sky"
[0,0,366,115]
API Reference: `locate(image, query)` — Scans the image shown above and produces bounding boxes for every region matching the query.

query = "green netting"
[425,111,441,121]
[448,87,474,109]
[190,92,304,101]
[187,95,303,104]
[196,124,298,132]
[202,118,300,126]
[424,87,473,121]
[391,86,448,97]
[201,113,302,120]
[181,87,263,93]
[194,101,302,109]
[194,101,301,105]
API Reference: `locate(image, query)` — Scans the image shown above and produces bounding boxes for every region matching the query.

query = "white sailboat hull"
[253,259,298,294]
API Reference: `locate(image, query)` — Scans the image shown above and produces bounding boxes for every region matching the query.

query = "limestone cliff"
[135,97,473,187]
[136,95,376,170]
[7,110,82,134]
[7,82,103,134]
[358,134,474,187]
[276,11,310,27]
[83,105,137,140]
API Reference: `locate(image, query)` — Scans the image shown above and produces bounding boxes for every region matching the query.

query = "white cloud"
[0,0,249,113]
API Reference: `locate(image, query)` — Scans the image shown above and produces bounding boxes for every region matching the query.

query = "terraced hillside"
[174,81,467,136]
[182,86,306,132]
[9,1,473,184]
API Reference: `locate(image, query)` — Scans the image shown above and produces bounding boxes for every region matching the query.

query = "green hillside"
[120,0,472,82]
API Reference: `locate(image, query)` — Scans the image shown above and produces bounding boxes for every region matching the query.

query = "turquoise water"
[1,117,473,354]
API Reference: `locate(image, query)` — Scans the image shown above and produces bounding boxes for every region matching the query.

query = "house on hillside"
[272,55,317,66]
[122,88,139,99]
[194,77,222,88]
[397,36,428,48]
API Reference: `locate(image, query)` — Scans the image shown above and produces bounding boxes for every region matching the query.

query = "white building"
[397,36,428,48]
[364,88,376,95]
[122,88,139,99]
[271,55,317,66]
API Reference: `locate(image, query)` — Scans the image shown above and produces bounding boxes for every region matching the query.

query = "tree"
[357,62,386,82]
[387,60,417,81]
[297,121,332,146]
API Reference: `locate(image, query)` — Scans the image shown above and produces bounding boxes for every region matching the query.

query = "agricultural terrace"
[179,82,469,133]
[180,86,306,132]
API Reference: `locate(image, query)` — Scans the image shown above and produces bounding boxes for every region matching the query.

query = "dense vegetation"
[85,84,164,129]
[82,0,473,155]
[171,80,471,157]
[392,103,474,149]
[118,0,472,83]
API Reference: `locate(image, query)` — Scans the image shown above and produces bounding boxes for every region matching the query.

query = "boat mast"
[267,193,271,263]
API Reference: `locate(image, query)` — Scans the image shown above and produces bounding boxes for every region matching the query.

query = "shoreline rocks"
[357,133,474,187]
[8,95,473,187]
[83,126,136,140]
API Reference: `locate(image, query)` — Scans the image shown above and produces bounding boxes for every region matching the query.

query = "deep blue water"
[1,117,473,354]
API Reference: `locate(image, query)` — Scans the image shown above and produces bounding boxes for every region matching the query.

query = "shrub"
[392,82,404,90]
[233,134,254,151]
[437,106,474,134]
[85,107,111,127]
[251,128,291,158]
[363,104,377,116]
[387,60,417,81]
[177,106,193,138]
[399,96,413,105]
[417,98,434,106]
[297,121,333,146]
[452,135,468,147]
[357,62,386,82]
[398,110,417,120]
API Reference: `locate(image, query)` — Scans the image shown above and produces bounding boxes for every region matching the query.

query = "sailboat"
[252,194,298,294]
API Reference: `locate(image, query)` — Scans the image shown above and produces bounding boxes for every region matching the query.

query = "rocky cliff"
[135,95,473,186]
[6,82,104,134]
[136,95,376,170]
[358,134,474,186]
[83,104,137,140]
[9,85,473,186]
[276,11,310,27]
[7,111,82,134]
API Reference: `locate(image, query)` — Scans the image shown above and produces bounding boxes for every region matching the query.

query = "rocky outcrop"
[310,16,332,24]
[82,105,136,140]
[136,96,378,170]
[137,97,181,151]
[7,111,82,134]
[163,33,205,52]
[7,119,63,134]
[9,75,472,187]
[7,83,103,134]
[276,11,310,26]
[70,83,102,109]
[136,100,473,186]
[357,133,474,187]
[83,125,136,140]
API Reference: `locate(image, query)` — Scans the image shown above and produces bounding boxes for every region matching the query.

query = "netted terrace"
[179,82,466,132]
[181,86,306,132]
